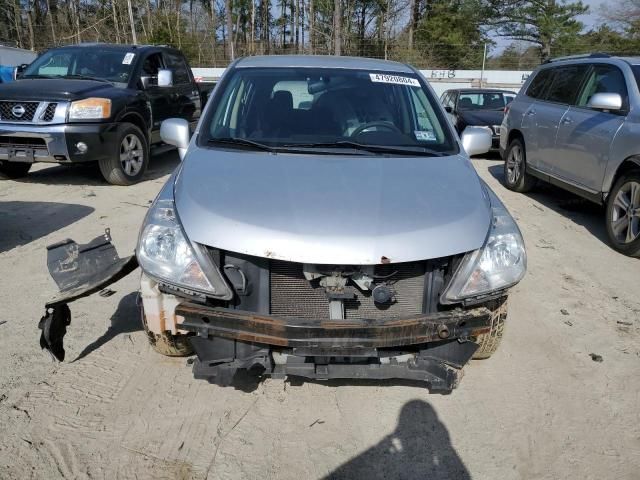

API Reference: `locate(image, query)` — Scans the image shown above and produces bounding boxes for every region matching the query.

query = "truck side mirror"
[14,64,28,79]
[158,69,173,87]
[160,118,190,160]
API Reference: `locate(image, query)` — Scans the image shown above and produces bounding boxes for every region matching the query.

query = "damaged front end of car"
[39,178,525,392]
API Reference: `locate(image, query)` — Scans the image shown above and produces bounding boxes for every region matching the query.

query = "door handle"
[561,116,573,125]
[526,109,536,116]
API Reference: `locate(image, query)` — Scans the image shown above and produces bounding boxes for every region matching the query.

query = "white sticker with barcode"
[369,73,420,87]
[122,52,135,65]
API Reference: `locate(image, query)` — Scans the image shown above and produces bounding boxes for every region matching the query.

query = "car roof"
[48,43,170,52]
[234,55,415,73]
[448,88,516,94]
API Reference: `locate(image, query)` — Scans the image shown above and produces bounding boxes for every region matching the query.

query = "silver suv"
[500,53,640,257]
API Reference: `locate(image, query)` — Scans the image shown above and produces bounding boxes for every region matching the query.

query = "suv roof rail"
[544,52,611,64]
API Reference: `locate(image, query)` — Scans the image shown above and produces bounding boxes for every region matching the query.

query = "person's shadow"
[326,400,470,480]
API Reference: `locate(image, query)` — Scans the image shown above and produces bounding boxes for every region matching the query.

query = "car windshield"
[22,47,135,83]
[458,92,508,110]
[200,67,456,155]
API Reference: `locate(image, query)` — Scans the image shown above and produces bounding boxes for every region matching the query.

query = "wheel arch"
[507,129,524,147]
[118,112,150,147]
[608,156,640,198]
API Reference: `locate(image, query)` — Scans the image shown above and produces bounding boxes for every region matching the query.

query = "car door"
[137,51,174,143]
[163,50,202,130]
[553,64,627,191]
[526,65,588,174]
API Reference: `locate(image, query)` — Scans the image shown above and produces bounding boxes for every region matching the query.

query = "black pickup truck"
[0,43,212,185]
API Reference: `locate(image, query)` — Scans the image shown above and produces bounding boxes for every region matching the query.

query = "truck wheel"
[472,297,507,360]
[99,123,148,186]
[504,138,536,193]
[605,171,640,257]
[0,161,31,179]
[142,311,193,357]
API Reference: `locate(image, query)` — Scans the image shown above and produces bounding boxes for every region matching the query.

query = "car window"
[526,69,553,99]
[203,67,456,153]
[457,92,505,110]
[141,53,164,86]
[577,65,628,108]
[545,65,588,105]
[23,48,134,83]
[164,51,190,85]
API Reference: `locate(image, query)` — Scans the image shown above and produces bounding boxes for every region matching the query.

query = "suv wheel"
[98,123,149,186]
[606,172,640,257]
[0,161,31,179]
[472,297,507,360]
[504,138,536,192]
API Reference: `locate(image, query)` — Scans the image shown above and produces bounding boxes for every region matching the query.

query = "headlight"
[69,98,111,120]
[442,191,526,303]
[136,181,232,299]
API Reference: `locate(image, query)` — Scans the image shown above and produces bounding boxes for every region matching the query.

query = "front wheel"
[606,172,640,257]
[504,138,536,193]
[0,161,31,179]
[98,123,148,186]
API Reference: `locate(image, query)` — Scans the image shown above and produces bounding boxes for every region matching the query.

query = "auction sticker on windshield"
[122,53,135,65]
[369,73,420,87]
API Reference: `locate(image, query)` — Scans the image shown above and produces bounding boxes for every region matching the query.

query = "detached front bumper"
[176,302,493,391]
[0,122,119,164]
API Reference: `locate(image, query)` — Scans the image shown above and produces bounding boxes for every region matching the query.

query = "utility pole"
[480,43,487,87]
[127,0,138,44]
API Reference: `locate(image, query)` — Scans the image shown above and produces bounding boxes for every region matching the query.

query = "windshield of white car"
[200,67,457,154]
[457,92,508,110]
[22,47,134,84]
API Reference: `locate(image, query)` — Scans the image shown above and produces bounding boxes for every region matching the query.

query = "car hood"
[174,149,491,264]
[0,79,116,101]
[459,109,504,126]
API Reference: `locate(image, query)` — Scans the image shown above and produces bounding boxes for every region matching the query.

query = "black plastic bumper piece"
[189,335,479,391]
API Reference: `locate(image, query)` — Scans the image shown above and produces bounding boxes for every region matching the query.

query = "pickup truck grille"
[0,101,59,123]
[0,101,39,121]
[270,260,425,320]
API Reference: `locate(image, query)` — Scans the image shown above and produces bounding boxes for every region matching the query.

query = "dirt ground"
[1,153,639,480]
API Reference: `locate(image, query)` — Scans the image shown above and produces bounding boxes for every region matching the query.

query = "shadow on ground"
[11,149,179,186]
[0,201,94,252]
[325,399,470,479]
[488,164,609,246]
[73,291,141,361]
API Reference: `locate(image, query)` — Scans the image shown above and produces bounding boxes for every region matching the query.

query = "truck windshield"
[201,67,457,155]
[22,47,135,83]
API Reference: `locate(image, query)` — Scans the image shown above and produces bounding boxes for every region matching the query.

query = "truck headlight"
[136,181,232,299]
[442,193,526,303]
[69,98,112,120]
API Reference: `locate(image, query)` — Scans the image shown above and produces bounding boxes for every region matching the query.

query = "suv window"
[545,65,588,105]
[164,51,190,85]
[577,65,628,108]
[526,69,553,99]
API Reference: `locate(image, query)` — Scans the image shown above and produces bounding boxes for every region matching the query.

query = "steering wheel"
[350,121,402,138]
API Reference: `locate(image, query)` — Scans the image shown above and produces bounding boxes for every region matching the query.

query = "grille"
[0,136,46,148]
[42,103,57,121]
[270,261,425,320]
[0,101,39,121]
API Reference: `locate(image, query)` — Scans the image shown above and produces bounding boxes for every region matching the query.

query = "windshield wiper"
[21,74,54,79]
[61,74,111,83]
[282,141,446,156]
[207,137,276,152]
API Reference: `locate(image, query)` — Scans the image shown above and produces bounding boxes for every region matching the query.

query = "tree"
[484,0,589,61]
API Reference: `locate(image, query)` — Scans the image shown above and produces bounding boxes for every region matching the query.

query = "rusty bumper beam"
[176,302,492,349]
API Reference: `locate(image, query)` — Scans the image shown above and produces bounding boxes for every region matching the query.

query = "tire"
[605,171,640,257]
[0,161,31,179]
[472,297,507,360]
[503,138,536,193]
[98,123,148,186]
[142,311,193,357]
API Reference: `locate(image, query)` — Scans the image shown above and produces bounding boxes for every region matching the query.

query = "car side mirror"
[461,126,492,157]
[160,118,190,160]
[14,63,28,79]
[444,106,453,113]
[157,69,173,87]
[588,92,622,111]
